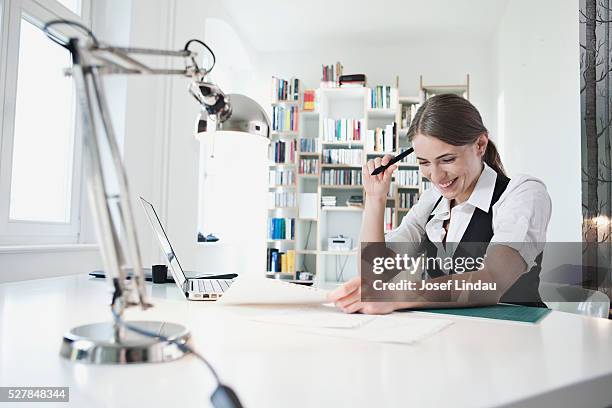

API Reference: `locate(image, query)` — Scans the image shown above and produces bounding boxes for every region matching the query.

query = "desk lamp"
[43,19,268,408]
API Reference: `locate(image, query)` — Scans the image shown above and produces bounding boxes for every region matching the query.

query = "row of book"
[266,249,296,273]
[272,105,298,132]
[422,180,432,190]
[399,191,419,208]
[365,148,417,164]
[400,103,420,129]
[268,191,296,208]
[302,90,316,111]
[270,140,296,164]
[322,148,363,165]
[365,125,396,153]
[300,138,318,153]
[269,169,295,186]
[322,118,364,142]
[369,86,393,109]
[271,77,300,102]
[321,62,343,83]
[398,148,418,164]
[268,218,295,240]
[396,170,420,186]
[321,169,362,186]
[299,158,319,175]
[384,207,394,232]
[321,196,337,207]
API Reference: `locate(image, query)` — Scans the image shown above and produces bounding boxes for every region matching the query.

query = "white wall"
[90,0,265,275]
[495,0,581,242]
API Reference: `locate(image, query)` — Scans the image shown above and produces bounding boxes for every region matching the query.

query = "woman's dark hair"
[407,94,506,177]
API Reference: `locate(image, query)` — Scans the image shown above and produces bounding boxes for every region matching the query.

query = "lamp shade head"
[195,93,270,139]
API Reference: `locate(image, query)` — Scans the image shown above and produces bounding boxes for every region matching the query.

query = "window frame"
[0,0,91,245]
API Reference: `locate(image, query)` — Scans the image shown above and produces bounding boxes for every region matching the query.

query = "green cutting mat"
[420,304,551,323]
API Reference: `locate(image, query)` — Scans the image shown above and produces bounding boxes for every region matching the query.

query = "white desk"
[1,275,611,408]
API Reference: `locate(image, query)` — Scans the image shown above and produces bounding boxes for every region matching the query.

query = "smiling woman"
[328,94,553,314]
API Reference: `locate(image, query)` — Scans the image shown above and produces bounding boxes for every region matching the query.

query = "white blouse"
[384,162,552,272]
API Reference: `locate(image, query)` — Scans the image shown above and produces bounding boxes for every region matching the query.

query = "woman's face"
[412,133,488,204]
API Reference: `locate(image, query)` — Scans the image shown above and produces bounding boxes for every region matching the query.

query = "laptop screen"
[139,197,187,289]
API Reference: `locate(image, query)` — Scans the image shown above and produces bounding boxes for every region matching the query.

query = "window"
[10,18,75,223]
[0,0,90,244]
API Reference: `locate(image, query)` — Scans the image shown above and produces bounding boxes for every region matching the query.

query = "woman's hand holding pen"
[363,155,398,200]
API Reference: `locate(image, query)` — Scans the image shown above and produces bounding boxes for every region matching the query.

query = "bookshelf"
[419,74,470,101]
[266,74,471,284]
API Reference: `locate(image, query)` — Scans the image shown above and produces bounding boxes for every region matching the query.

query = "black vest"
[421,172,546,307]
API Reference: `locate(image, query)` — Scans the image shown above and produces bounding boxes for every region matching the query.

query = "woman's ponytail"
[483,139,506,177]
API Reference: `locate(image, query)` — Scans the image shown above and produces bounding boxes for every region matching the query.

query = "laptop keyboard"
[194,279,231,293]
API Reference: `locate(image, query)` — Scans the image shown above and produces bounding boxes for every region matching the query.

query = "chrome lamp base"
[60,321,191,364]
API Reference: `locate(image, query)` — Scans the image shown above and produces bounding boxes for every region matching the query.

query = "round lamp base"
[60,321,191,364]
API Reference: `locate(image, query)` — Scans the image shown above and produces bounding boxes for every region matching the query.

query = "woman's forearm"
[389,246,527,310]
[360,196,386,243]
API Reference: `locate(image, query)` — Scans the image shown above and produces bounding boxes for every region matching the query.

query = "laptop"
[139,197,234,301]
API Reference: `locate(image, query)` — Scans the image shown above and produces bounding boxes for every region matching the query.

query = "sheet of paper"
[251,307,377,328]
[218,275,329,305]
[299,315,453,345]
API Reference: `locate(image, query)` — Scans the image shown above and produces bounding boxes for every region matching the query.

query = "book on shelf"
[322,148,362,165]
[339,74,367,88]
[369,85,393,109]
[267,248,295,273]
[399,191,419,208]
[299,138,318,153]
[422,180,432,191]
[322,118,364,142]
[272,76,301,102]
[321,62,343,84]
[272,105,299,132]
[400,103,421,129]
[395,169,420,186]
[271,139,296,164]
[302,89,316,111]
[398,147,417,164]
[346,195,363,207]
[384,207,394,231]
[299,158,319,174]
[387,182,395,199]
[269,169,295,186]
[321,195,337,207]
[365,124,396,153]
[321,168,362,186]
[268,218,295,240]
[268,191,296,208]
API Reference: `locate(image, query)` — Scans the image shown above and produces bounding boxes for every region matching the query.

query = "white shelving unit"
[266,74,471,285]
